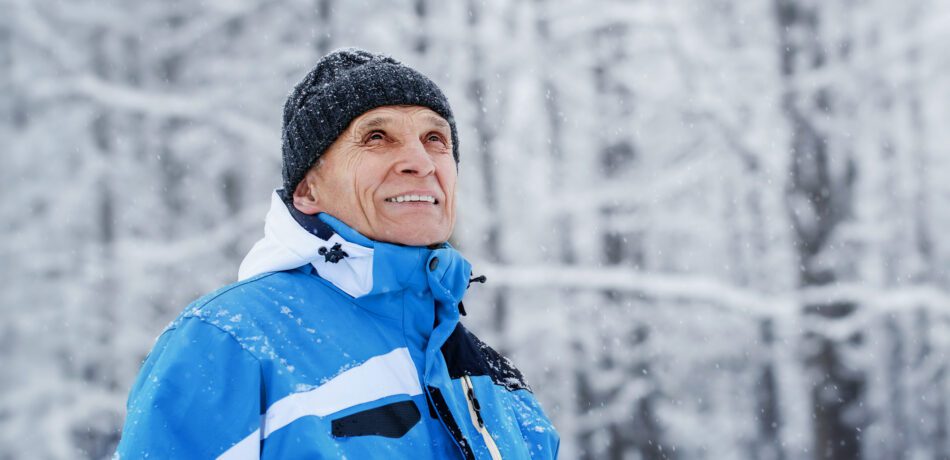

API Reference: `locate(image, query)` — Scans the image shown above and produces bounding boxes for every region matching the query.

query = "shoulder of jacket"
[164,268,345,348]
[160,270,294,334]
[194,271,286,309]
[185,268,329,316]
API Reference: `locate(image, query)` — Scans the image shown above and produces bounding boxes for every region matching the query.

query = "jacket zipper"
[460,375,502,460]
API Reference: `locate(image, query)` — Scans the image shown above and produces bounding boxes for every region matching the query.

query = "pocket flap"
[331,400,421,439]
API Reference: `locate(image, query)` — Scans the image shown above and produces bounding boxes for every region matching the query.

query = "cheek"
[340,158,373,199]
[437,160,459,189]
[443,174,459,203]
[352,169,386,206]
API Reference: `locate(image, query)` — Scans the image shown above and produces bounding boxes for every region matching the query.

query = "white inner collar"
[238,190,375,298]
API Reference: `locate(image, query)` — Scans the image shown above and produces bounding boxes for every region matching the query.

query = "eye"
[365,131,385,143]
[425,133,447,145]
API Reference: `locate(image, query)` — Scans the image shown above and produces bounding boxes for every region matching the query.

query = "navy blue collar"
[278,189,336,241]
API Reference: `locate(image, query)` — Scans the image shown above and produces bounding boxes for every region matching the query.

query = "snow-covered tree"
[2,0,948,458]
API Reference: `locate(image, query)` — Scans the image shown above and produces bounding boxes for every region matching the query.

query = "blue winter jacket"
[115,191,559,459]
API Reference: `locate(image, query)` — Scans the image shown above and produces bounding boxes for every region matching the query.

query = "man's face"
[293,105,457,246]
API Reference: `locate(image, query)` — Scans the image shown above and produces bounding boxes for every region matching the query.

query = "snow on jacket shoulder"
[115,191,559,459]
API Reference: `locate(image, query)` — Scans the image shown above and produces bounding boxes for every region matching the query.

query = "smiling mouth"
[385,194,439,204]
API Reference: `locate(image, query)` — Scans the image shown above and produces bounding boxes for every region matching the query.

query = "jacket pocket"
[331,400,421,439]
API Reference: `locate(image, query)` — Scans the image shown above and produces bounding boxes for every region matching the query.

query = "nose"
[395,138,435,177]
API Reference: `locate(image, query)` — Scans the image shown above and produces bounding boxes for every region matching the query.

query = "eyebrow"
[358,116,392,130]
[426,116,449,129]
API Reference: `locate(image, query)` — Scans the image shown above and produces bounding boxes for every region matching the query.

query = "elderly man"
[115,48,559,459]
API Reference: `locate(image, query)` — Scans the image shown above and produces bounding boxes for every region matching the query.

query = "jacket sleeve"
[115,316,263,459]
[509,389,560,459]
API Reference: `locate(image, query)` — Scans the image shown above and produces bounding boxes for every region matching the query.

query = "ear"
[292,172,322,215]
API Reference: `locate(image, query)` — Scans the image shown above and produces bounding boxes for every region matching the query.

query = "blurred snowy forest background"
[2,0,950,458]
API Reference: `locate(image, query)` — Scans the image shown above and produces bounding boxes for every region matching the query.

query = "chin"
[380,228,449,247]
[393,234,445,247]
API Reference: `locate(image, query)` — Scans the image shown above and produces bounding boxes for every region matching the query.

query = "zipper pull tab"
[467,388,481,411]
[460,375,503,460]
[463,376,485,427]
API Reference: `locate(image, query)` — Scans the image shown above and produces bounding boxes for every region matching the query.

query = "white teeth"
[387,194,436,203]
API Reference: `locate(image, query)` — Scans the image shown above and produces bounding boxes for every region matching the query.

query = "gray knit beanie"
[281,48,459,195]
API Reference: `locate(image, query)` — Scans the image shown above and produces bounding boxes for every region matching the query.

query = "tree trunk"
[773,0,863,458]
